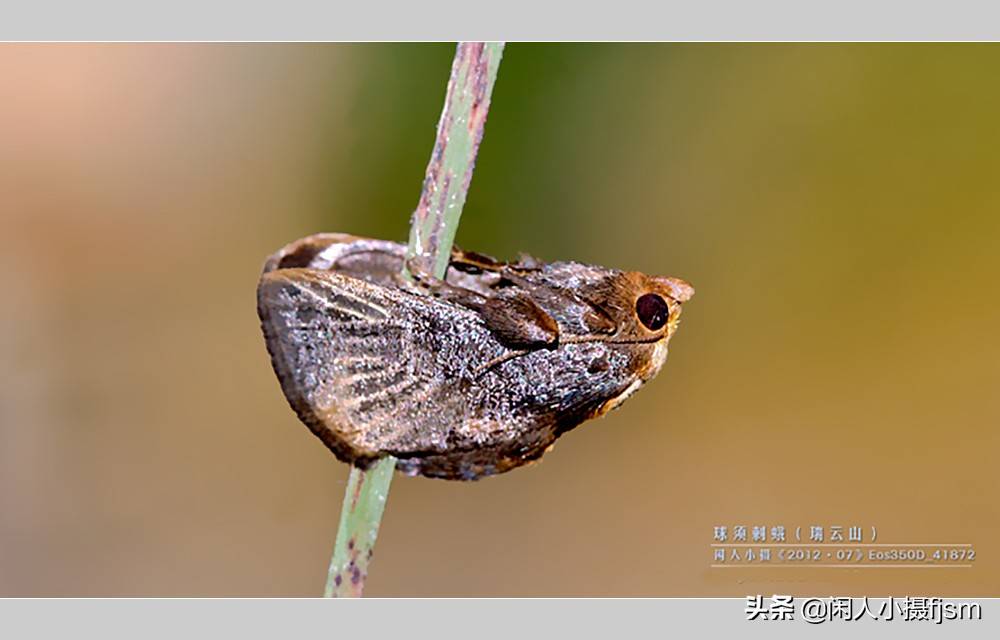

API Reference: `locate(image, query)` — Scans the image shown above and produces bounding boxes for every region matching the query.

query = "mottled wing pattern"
[257,267,473,464]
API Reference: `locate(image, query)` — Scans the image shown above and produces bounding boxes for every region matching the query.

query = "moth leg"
[449,246,506,273]
[449,247,542,275]
[480,290,560,350]
[404,255,488,309]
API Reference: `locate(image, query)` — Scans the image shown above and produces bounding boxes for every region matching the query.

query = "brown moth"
[257,233,694,480]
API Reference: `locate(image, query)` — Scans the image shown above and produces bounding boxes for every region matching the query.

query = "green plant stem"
[406,42,505,280]
[323,458,394,597]
[324,41,505,598]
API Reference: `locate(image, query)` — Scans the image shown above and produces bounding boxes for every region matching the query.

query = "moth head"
[579,271,694,417]
[598,271,693,383]
[587,271,693,344]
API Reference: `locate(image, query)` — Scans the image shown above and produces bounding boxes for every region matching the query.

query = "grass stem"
[324,42,504,597]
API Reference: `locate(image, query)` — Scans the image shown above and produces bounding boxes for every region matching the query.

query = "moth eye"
[635,293,670,331]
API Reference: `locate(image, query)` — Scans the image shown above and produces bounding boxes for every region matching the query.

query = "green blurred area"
[0,44,997,596]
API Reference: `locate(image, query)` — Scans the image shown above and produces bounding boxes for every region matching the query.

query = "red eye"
[635,293,669,331]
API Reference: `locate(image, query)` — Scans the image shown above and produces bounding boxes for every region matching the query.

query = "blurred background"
[1,43,998,596]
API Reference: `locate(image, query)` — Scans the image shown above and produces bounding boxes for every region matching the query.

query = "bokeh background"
[1,43,998,596]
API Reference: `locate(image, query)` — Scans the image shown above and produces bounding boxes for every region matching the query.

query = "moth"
[257,233,694,480]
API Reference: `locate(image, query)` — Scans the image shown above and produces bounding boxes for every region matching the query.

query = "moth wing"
[262,233,407,285]
[257,268,451,463]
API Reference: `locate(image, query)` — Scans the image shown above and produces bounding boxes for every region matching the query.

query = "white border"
[3,0,1000,41]
[0,598,995,638]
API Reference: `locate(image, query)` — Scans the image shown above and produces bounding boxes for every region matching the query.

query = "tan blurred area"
[0,43,998,596]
